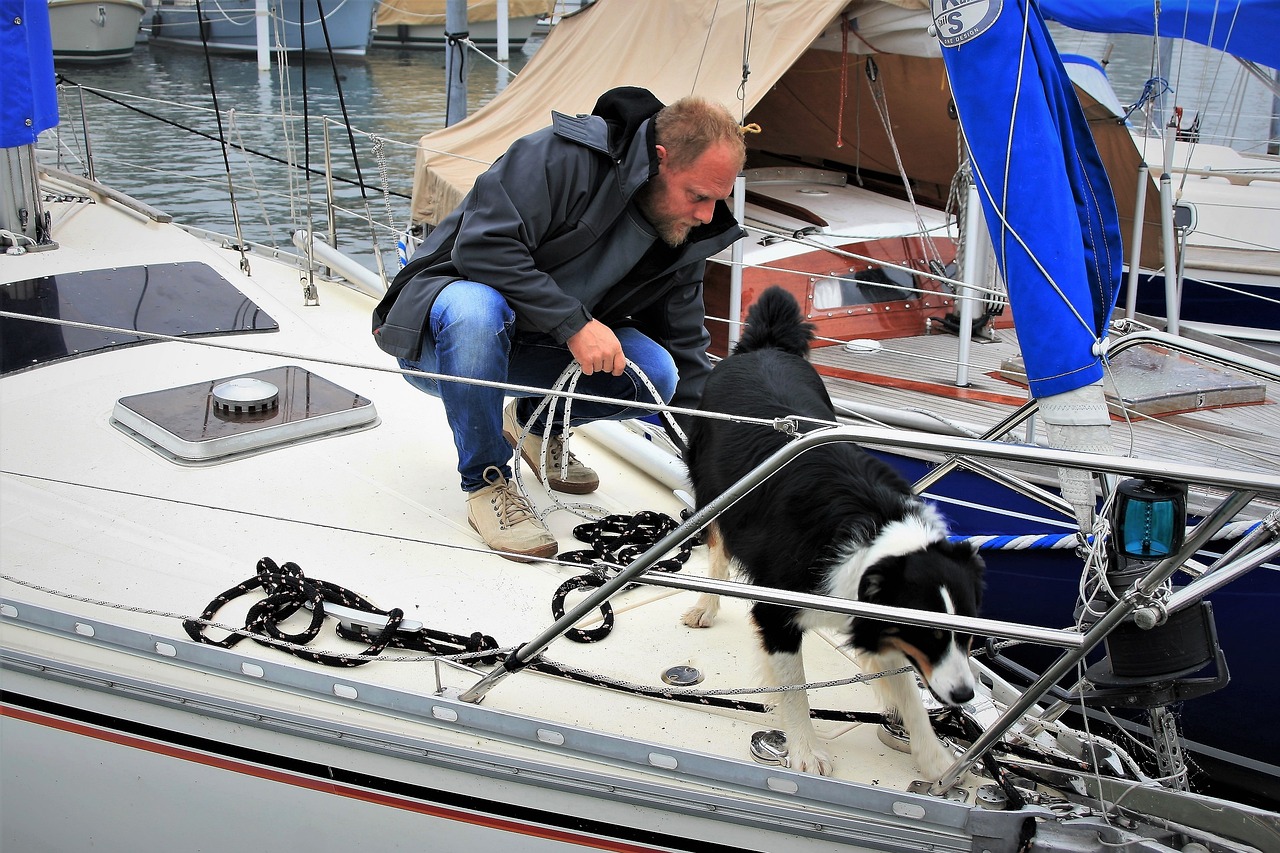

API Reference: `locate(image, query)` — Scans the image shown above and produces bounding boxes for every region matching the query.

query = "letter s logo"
[932,0,1002,48]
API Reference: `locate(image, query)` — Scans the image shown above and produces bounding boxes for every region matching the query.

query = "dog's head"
[852,539,985,706]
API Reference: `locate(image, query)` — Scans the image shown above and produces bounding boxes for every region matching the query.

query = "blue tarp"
[1,0,58,149]
[936,0,1124,399]
[1039,0,1280,71]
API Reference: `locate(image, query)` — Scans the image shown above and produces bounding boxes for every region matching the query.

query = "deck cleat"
[749,730,789,766]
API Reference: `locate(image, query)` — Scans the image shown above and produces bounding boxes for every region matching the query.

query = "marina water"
[50,44,529,271]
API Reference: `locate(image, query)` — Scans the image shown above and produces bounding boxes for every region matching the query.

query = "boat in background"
[1044,0,1280,343]
[1125,134,1280,343]
[49,0,146,63]
[372,0,547,51]
[147,0,377,56]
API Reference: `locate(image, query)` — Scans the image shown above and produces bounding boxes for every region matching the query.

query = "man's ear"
[654,144,667,167]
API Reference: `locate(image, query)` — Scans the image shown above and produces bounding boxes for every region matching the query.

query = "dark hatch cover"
[0,262,277,375]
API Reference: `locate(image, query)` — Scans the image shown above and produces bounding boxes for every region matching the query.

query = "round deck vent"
[212,377,280,415]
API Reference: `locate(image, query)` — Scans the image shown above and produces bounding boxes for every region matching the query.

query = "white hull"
[147,0,376,56]
[49,0,146,63]
[1124,132,1280,338]
[5,665,817,852]
[372,15,540,50]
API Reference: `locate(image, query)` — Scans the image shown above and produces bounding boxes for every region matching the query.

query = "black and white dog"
[681,286,984,779]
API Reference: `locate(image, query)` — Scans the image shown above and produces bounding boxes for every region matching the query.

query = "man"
[372,87,746,561]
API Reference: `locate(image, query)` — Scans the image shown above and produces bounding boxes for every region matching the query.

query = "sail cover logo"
[930,0,1002,47]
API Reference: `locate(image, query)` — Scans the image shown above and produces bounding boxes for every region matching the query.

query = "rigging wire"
[862,55,947,271]
[193,0,252,275]
[315,0,390,286]
[298,0,318,302]
[689,0,721,97]
[736,0,757,119]
[227,108,279,242]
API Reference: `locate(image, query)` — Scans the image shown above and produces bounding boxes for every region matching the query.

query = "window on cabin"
[810,265,917,311]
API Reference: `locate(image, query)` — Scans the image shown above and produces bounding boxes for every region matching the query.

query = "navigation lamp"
[1112,479,1187,561]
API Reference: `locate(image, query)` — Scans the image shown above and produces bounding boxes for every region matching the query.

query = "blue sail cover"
[1038,0,1280,71]
[933,0,1123,398]
[0,0,58,149]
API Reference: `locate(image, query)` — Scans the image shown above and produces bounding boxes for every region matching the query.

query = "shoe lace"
[491,480,540,527]
[543,433,585,471]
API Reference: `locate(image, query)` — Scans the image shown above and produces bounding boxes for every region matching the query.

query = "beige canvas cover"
[409,0,851,224]
[405,0,1155,265]
[377,0,551,29]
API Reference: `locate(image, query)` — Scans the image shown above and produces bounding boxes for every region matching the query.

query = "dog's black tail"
[733,286,815,357]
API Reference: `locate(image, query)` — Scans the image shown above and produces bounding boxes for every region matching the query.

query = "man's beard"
[636,177,693,248]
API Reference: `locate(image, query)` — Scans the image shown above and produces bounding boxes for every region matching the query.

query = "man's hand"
[567,319,626,376]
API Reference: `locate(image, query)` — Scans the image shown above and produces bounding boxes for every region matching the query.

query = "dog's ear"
[956,539,984,578]
[962,542,985,593]
[859,559,898,603]
[946,539,986,608]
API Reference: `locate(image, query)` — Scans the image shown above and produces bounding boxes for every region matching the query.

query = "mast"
[1,0,60,253]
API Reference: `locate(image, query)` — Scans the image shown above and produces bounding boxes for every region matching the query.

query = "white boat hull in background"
[147,0,377,56]
[371,14,540,50]
[49,0,146,63]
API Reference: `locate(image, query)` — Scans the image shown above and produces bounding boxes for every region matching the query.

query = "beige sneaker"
[502,400,600,495]
[467,466,558,562]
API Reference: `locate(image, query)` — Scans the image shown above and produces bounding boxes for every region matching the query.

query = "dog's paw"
[912,734,958,782]
[786,741,833,776]
[681,605,716,628]
[681,594,720,628]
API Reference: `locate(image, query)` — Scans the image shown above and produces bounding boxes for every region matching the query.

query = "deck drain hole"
[661,665,703,686]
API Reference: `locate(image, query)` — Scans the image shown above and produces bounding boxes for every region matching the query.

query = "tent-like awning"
[405,0,1154,274]
[409,0,850,224]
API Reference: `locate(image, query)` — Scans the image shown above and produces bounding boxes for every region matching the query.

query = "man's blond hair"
[654,97,747,171]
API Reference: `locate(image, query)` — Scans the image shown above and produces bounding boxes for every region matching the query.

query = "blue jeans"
[398,280,678,492]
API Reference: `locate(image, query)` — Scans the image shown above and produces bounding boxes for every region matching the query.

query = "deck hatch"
[1,262,277,375]
[998,346,1267,416]
[111,364,377,464]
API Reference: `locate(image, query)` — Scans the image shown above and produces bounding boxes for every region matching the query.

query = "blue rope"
[951,520,1262,551]
[949,533,1088,551]
[1122,77,1172,124]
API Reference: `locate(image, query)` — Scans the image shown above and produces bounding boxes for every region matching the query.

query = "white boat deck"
[0,185,985,830]
[5,172,1280,852]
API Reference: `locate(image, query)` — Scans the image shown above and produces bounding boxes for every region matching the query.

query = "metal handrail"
[910,323,1280,497]
[458,422,1280,706]
[610,572,1084,649]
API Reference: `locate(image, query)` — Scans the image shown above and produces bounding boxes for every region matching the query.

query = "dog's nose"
[949,685,974,705]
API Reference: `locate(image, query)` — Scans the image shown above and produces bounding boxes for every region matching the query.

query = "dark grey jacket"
[372,87,744,413]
